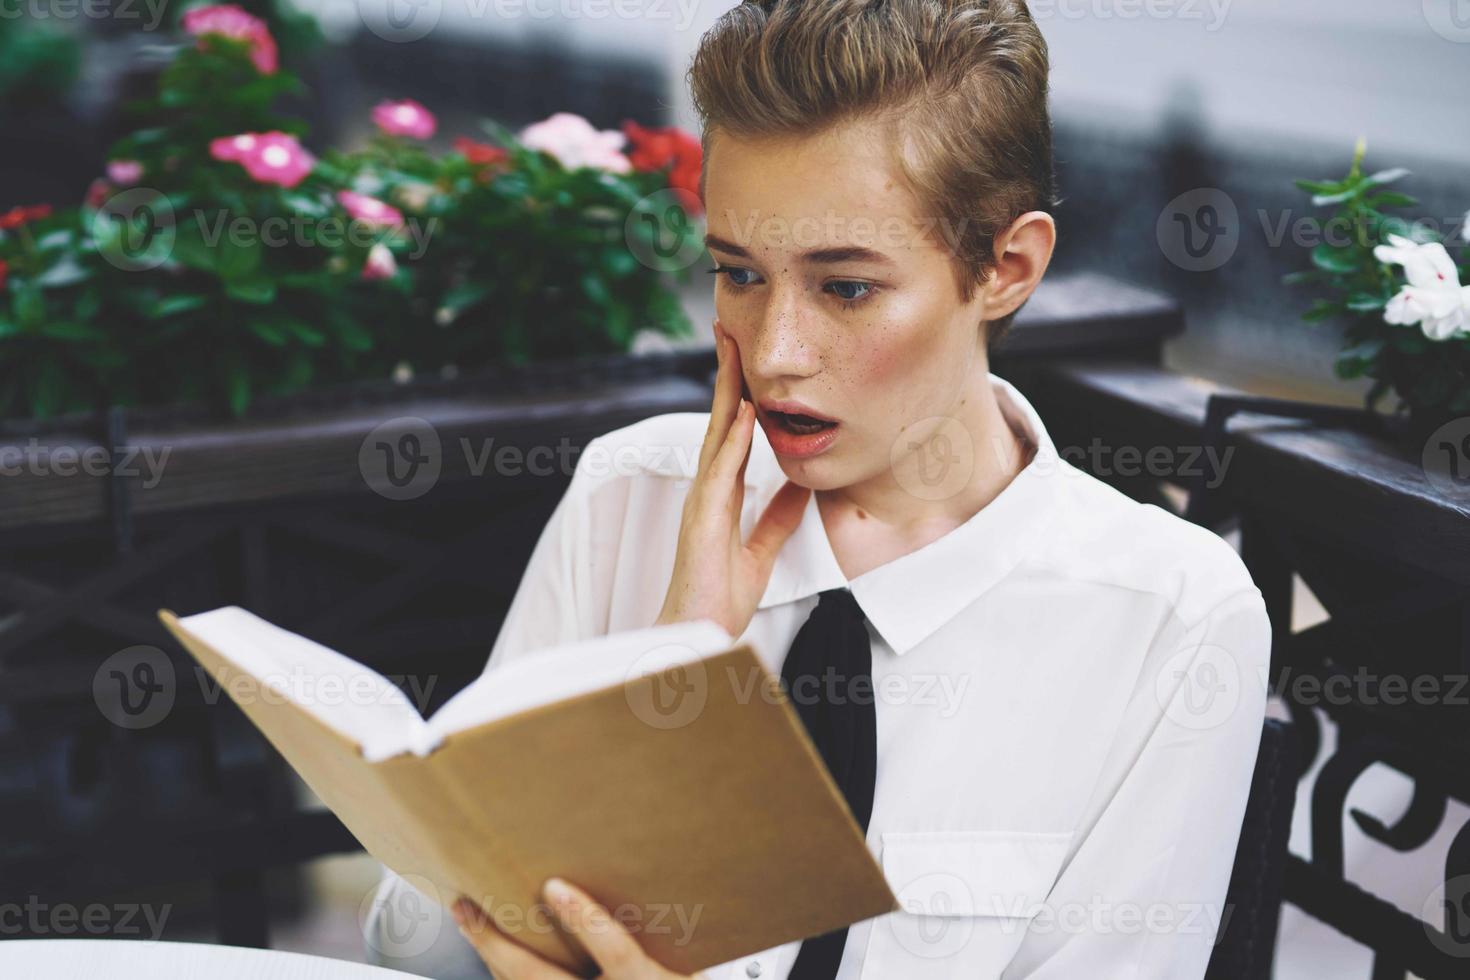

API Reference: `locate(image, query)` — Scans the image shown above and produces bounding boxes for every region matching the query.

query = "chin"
[772,454,854,492]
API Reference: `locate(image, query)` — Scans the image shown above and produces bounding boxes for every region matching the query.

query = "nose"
[743,286,821,385]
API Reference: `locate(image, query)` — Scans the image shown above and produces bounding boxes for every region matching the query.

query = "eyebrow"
[704,234,897,268]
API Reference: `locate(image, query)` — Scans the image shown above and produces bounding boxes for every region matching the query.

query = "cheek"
[847,311,951,403]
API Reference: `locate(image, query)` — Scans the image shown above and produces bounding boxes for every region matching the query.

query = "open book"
[159,607,897,977]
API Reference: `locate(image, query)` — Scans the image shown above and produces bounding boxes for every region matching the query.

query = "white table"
[0,940,432,979]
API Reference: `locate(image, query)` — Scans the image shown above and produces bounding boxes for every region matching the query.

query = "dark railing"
[1028,361,1470,979]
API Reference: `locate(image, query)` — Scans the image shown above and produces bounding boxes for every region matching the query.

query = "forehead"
[703,122,934,254]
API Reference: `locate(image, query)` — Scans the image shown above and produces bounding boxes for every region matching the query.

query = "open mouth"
[769,410,838,435]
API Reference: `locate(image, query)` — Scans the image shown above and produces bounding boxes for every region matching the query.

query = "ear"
[979,211,1056,322]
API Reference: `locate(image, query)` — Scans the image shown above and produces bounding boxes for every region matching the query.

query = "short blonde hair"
[688,0,1056,346]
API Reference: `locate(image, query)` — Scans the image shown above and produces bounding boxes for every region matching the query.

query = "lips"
[755,399,841,459]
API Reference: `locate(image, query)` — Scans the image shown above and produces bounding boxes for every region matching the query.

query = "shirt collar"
[754,374,1063,656]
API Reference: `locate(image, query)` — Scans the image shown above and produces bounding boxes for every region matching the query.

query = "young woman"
[372,1,1270,977]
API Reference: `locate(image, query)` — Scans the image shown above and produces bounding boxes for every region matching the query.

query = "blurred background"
[2,1,1468,978]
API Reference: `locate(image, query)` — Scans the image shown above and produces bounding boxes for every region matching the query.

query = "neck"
[819,367,1029,534]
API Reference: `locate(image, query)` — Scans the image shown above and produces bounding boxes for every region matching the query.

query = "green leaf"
[331,315,373,352]
[226,360,252,416]
[1302,298,1343,323]
[1282,269,1324,286]
[1363,167,1410,188]
[40,321,106,342]
[153,294,210,318]
[283,193,330,218]
[0,318,19,340]
[215,234,263,282]
[13,284,46,328]
[1362,191,1417,210]
[441,281,490,315]
[580,273,611,307]
[30,360,67,419]
[1310,243,1360,274]
[1340,336,1385,360]
[225,278,277,304]
[249,320,290,346]
[1311,186,1363,207]
[1345,293,1388,312]
[1293,177,1349,195]
[600,247,639,279]
[34,255,93,288]
[172,221,218,272]
[282,318,326,347]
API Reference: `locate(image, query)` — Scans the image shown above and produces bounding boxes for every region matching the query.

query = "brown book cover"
[159,608,897,977]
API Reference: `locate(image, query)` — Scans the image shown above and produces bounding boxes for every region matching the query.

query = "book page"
[422,619,734,750]
[178,606,427,762]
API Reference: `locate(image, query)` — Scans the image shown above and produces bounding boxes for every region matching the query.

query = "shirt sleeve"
[1003,586,1272,980]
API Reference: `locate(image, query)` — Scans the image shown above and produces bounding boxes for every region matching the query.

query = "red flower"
[85,179,115,210]
[0,258,7,292]
[0,203,53,230]
[621,121,703,215]
[454,137,508,167]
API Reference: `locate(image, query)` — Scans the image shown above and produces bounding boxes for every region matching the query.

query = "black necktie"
[780,588,877,980]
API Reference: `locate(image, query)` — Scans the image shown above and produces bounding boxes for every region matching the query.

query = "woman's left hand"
[453,878,706,980]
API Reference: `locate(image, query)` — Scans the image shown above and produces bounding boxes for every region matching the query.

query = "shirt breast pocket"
[859,830,1074,980]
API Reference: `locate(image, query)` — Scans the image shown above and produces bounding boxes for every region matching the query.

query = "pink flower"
[361,242,398,281]
[211,131,315,188]
[209,133,260,162]
[519,112,631,174]
[337,190,404,229]
[182,4,279,75]
[372,100,436,140]
[106,159,144,186]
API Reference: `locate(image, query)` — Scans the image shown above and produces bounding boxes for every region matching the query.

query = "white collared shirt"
[370,375,1270,980]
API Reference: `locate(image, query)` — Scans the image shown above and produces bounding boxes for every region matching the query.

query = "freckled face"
[703,121,988,491]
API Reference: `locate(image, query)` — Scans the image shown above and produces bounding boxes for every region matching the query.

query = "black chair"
[1205,718,1299,980]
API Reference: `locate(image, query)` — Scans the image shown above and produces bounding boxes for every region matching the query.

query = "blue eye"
[827,280,872,303]
[707,265,760,287]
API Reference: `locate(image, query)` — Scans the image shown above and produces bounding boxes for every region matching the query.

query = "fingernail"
[543,877,575,905]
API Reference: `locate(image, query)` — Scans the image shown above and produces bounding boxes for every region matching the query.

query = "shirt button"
[745,963,763,978]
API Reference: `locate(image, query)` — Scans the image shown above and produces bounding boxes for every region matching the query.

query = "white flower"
[1372,233,1470,340]
[518,112,632,174]
[361,242,398,281]
[1461,209,1470,243]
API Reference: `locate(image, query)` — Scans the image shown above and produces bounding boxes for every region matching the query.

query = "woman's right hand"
[654,320,811,638]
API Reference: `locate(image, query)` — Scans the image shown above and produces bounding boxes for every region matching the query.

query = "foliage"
[1285,139,1470,423]
[0,14,701,420]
